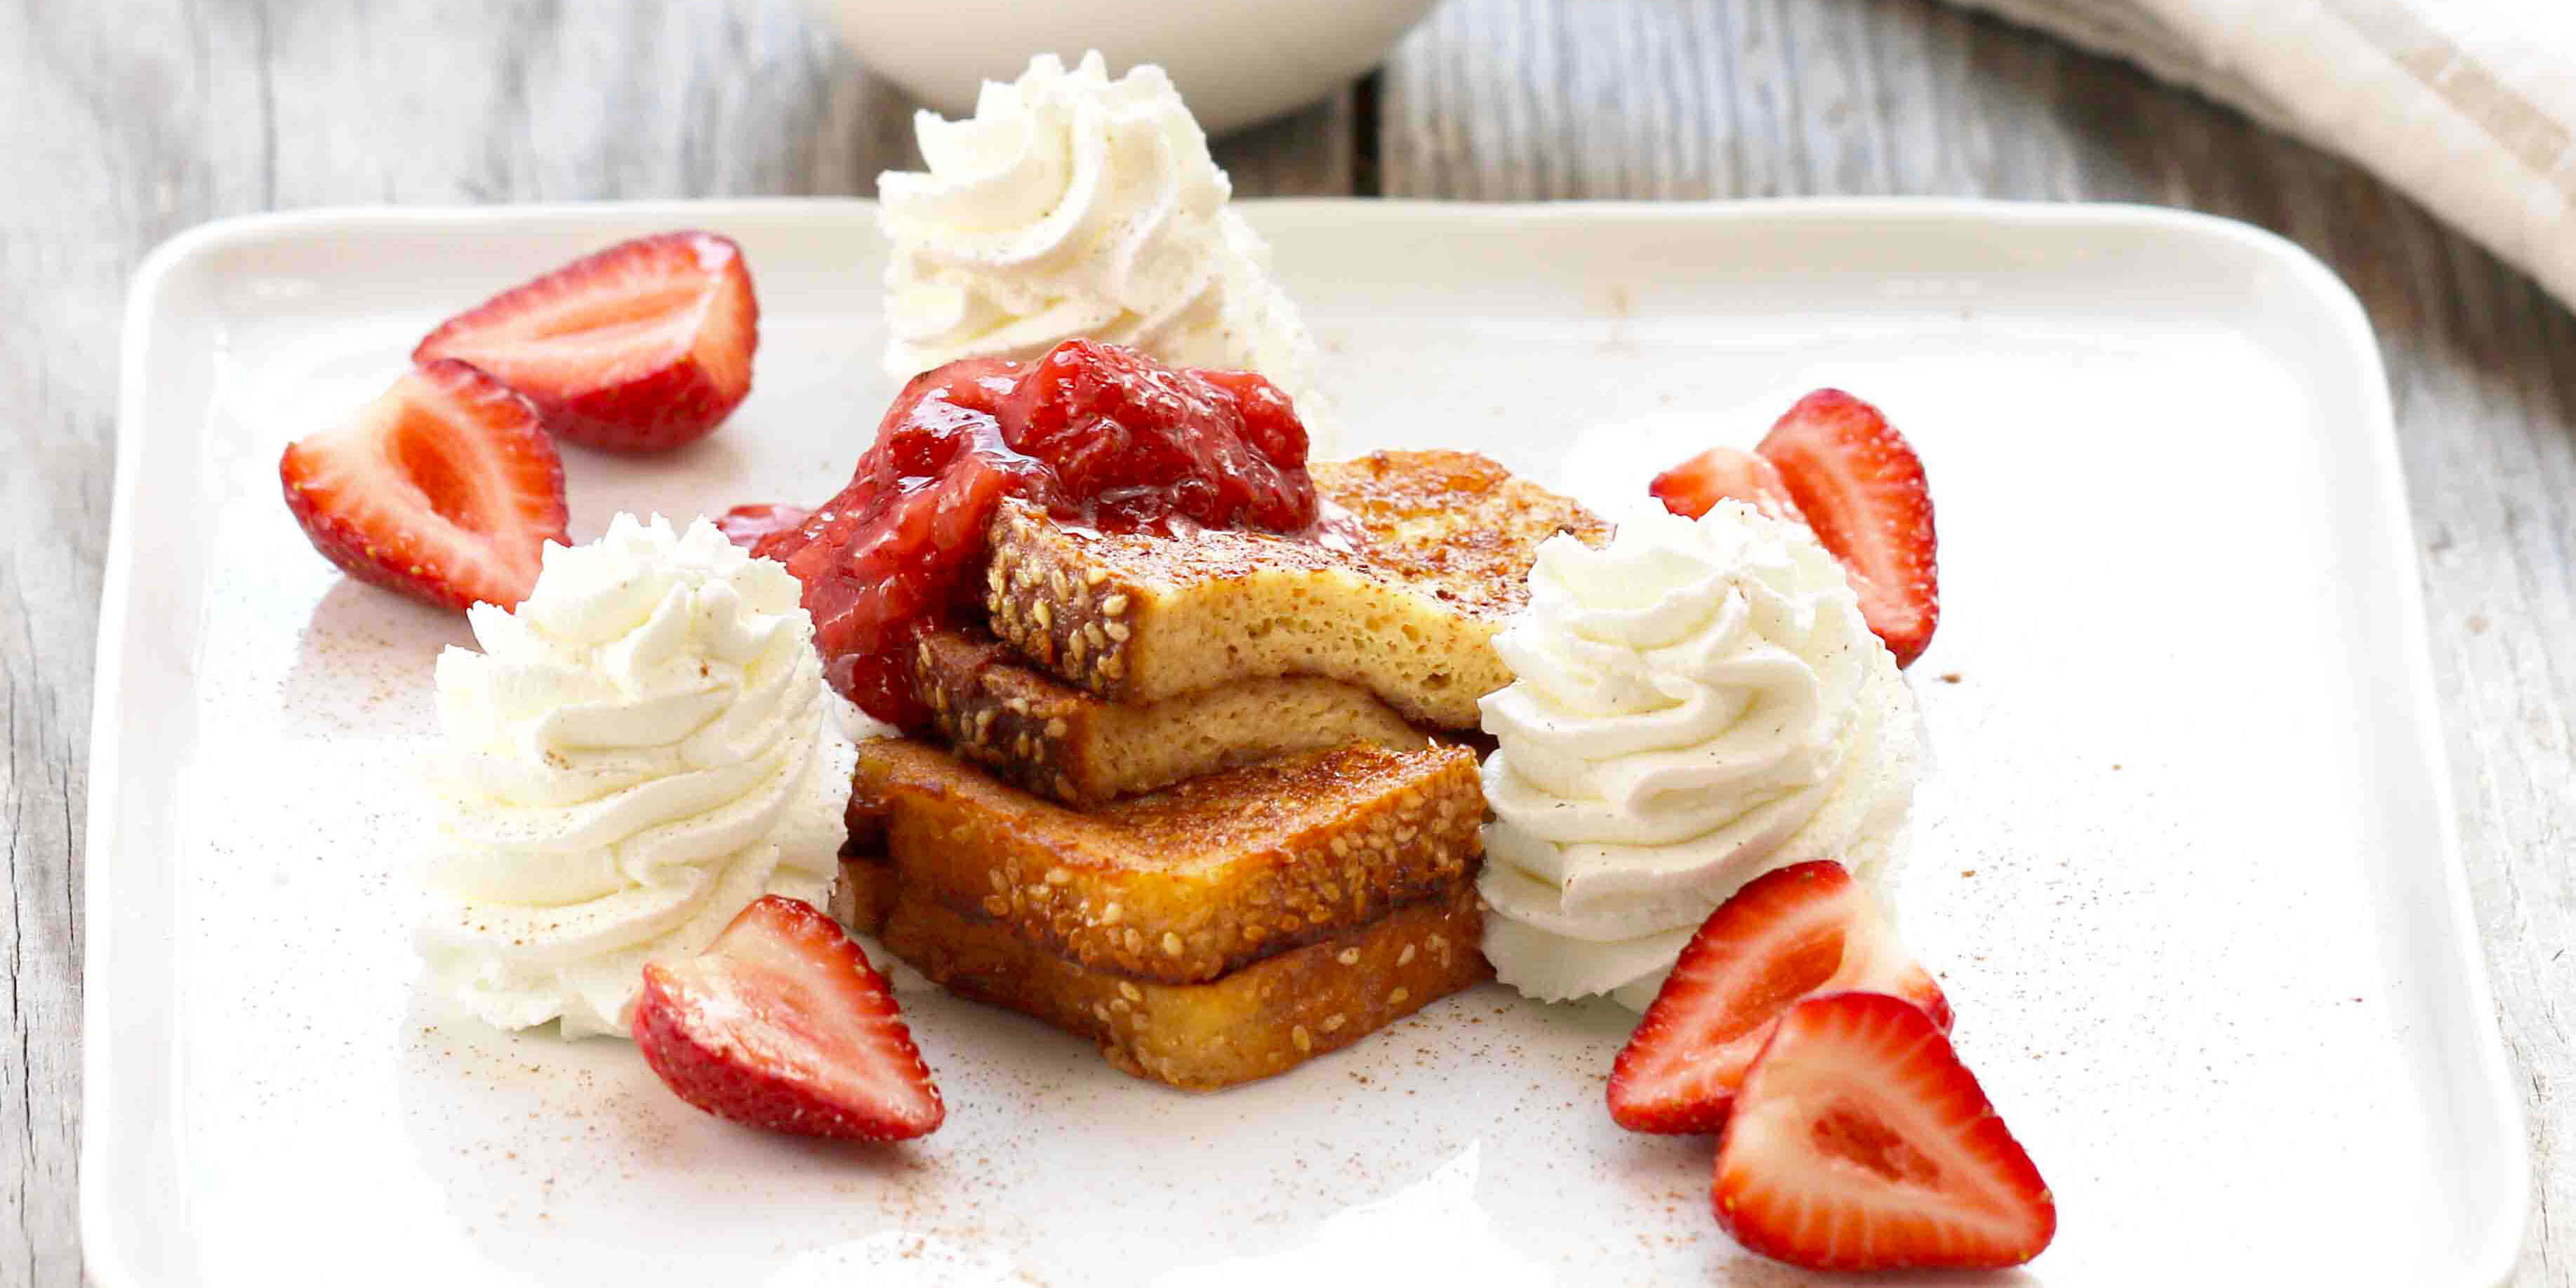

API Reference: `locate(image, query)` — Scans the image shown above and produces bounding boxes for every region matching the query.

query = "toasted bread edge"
[882,879,1491,1091]
[853,737,1487,984]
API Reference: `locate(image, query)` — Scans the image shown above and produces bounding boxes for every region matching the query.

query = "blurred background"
[4,2,2570,1285]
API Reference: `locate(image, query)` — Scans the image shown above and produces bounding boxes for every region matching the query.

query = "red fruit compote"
[732,340,1322,729]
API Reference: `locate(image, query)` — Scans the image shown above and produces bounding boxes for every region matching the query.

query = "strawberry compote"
[738,340,1318,728]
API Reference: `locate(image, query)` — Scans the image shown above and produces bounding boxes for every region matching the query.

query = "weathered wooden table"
[6,1,2569,1282]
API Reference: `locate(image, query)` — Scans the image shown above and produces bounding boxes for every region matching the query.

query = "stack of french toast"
[837,449,1606,1090]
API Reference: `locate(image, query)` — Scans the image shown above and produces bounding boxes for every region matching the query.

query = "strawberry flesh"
[278,359,567,611]
[752,342,1320,729]
[414,230,759,453]
[1609,861,1949,1134]
[1713,991,2054,1271]
[1755,390,1939,667]
[1650,444,1804,523]
[632,895,944,1141]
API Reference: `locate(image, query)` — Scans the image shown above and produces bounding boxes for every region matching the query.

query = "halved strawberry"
[414,230,758,453]
[1755,390,1939,667]
[278,359,567,611]
[1713,991,2054,1271]
[632,895,943,1141]
[1608,861,1948,1134]
[1650,444,1804,523]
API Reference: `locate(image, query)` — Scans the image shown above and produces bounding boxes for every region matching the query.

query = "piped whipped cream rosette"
[1477,501,1921,1010]
[418,514,845,1038]
[876,51,1333,442]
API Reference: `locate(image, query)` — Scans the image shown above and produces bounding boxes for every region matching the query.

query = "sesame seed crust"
[978,451,1609,726]
[879,880,1489,1091]
[851,736,1485,985]
[908,628,1435,806]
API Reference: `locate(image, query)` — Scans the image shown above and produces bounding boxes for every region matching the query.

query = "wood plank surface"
[4,0,2569,1283]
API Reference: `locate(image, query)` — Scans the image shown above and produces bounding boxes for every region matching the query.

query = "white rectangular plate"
[87,199,2525,1286]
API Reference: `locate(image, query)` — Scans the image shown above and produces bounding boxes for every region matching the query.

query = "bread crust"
[881,877,1490,1091]
[980,450,1609,726]
[912,627,1433,805]
[851,736,1485,985]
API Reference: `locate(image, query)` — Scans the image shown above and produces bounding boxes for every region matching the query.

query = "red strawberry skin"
[1650,444,1804,523]
[1714,991,2054,1272]
[1755,389,1939,667]
[632,896,943,1142]
[414,230,758,453]
[279,359,567,611]
[1609,861,1949,1134]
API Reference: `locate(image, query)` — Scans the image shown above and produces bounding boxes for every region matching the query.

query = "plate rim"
[81,196,2529,1287]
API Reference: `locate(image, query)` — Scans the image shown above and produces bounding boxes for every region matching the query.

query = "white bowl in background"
[806,0,1442,137]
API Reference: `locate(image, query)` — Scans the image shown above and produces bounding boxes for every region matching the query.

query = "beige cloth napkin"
[1944,0,2576,307]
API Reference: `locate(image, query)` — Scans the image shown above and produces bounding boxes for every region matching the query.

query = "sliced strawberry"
[1713,991,2055,1271]
[632,895,943,1141]
[1609,861,1948,1134]
[278,359,566,611]
[414,230,758,453]
[1755,390,1939,667]
[1650,444,1804,523]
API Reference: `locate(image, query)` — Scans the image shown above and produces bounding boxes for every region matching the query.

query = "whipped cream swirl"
[1478,502,1920,1009]
[419,514,844,1038]
[877,51,1331,439]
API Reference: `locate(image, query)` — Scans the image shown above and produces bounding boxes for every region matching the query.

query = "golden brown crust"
[912,627,1432,805]
[980,450,1607,727]
[1310,450,1612,617]
[851,736,1485,985]
[882,879,1490,1091]
[832,854,898,936]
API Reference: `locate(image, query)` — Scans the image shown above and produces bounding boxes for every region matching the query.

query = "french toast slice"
[912,628,1432,805]
[849,736,1485,985]
[832,849,898,937]
[878,875,1490,1091]
[981,450,1608,729]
